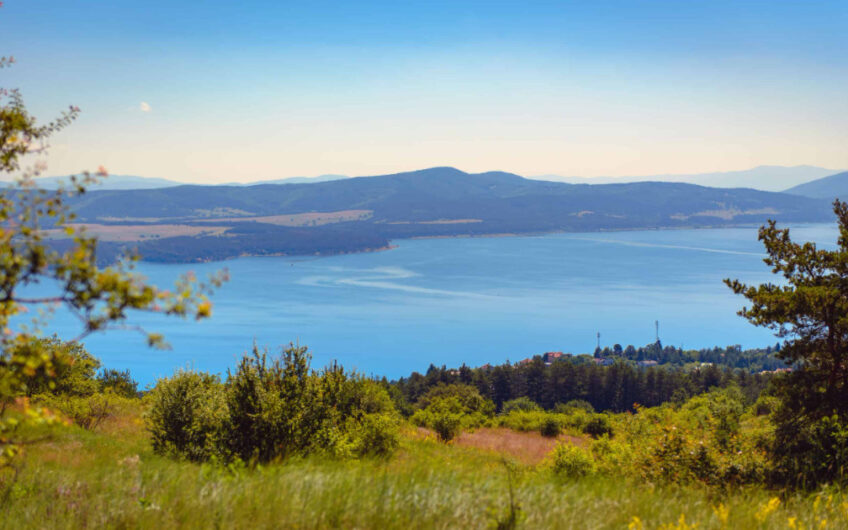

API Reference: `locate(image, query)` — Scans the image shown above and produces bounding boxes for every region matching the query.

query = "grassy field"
[3,404,847,530]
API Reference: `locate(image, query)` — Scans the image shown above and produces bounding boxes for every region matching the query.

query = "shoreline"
[136,221,833,264]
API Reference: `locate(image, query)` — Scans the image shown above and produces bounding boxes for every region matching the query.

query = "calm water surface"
[41,224,839,385]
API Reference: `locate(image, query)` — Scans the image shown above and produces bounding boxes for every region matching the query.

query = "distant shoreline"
[136,221,834,264]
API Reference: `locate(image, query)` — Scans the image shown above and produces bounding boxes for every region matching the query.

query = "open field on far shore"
[192,209,374,226]
[45,224,231,242]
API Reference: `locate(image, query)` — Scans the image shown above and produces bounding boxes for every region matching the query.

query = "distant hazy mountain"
[28,166,837,192]
[535,165,843,192]
[0,174,187,190]
[224,174,349,186]
[784,171,848,200]
[5,173,350,190]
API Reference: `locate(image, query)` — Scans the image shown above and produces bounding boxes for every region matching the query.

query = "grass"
[453,427,584,465]
[3,405,848,529]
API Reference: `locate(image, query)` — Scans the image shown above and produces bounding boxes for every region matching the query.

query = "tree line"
[392,355,774,414]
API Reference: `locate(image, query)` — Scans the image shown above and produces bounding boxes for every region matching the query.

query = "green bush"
[34,392,117,430]
[497,410,549,432]
[683,387,743,449]
[412,396,465,442]
[640,426,718,483]
[97,369,138,398]
[590,436,635,476]
[223,346,399,461]
[431,410,462,442]
[539,416,562,438]
[147,370,227,462]
[583,414,613,438]
[411,383,495,441]
[501,397,541,414]
[149,345,399,463]
[16,338,101,397]
[416,383,495,416]
[222,345,317,462]
[771,414,848,488]
[753,395,779,416]
[554,399,595,414]
[347,413,400,457]
[551,443,595,478]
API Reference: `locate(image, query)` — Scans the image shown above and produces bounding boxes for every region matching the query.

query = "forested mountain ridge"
[69,166,831,223]
[60,167,835,262]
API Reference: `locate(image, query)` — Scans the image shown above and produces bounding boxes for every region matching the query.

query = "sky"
[2,1,847,184]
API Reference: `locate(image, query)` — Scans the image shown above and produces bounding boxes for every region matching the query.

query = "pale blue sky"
[2,1,846,182]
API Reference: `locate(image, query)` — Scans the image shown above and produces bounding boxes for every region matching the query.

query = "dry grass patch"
[194,209,373,226]
[47,224,230,242]
[449,427,584,465]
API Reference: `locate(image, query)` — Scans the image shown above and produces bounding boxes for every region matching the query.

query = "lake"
[40,223,838,386]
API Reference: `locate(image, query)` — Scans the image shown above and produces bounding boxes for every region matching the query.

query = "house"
[637,360,658,367]
[759,367,792,375]
[542,351,570,365]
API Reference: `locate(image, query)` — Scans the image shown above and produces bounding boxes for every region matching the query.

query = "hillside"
[784,171,848,200]
[60,167,834,263]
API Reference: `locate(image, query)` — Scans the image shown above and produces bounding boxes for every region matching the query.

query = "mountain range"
[55,167,836,263]
[2,174,349,190]
[16,165,845,192]
[535,165,843,191]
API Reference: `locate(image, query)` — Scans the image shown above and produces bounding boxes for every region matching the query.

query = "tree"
[725,200,848,486]
[0,37,225,471]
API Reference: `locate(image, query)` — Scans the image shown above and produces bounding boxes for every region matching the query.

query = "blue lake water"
[39,224,839,386]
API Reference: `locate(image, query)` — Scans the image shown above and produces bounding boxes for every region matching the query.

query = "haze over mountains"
[18,165,844,192]
[7,174,349,190]
[535,165,842,191]
[54,166,837,263]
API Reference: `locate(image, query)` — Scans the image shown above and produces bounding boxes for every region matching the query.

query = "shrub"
[497,410,547,432]
[347,413,400,457]
[634,425,765,486]
[413,396,465,442]
[501,397,541,414]
[35,392,116,430]
[554,399,595,414]
[771,414,848,488]
[540,416,562,438]
[583,414,613,438]
[551,443,595,478]
[753,395,779,416]
[17,338,101,397]
[147,370,227,462]
[222,344,318,462]
[683,387,743,449]
[150,344,400,463]
[97,369,138,398]
[416,383,495,416]
[590,436,635,476]
[431,408,463,442]
[412,383,494,440]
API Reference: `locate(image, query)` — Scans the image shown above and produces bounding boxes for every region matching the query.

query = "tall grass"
[3,406,848,529]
